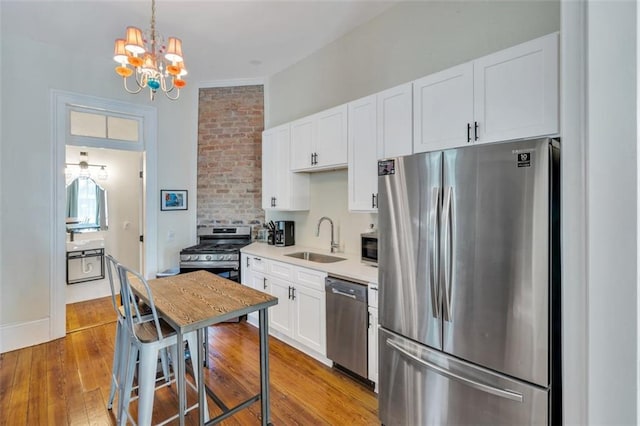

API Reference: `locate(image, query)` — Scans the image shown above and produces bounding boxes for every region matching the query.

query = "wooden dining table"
[128,270,278,426]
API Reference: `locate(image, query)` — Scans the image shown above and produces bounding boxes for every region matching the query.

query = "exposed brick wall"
[197,86,264,235]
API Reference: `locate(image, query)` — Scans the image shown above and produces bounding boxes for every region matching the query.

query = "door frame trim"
[50,90,158,340]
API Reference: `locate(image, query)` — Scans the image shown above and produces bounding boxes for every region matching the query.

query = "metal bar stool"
[105,255,171,422]
[117,263,208,426]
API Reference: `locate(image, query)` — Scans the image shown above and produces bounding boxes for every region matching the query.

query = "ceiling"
[1,0,396,83]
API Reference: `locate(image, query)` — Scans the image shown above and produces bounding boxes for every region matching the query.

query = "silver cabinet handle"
[263,277,267,289]
[331,288,356,299]
[386,339,523,403]
[429,187,440,319]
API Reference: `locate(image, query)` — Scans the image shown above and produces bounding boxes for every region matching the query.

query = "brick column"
[197,85,264,236]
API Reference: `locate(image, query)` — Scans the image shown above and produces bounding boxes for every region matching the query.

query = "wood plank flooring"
[1,298,379,425]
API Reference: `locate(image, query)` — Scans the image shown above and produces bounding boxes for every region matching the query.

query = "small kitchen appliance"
[274,221,295,247]
[360,232,378,266]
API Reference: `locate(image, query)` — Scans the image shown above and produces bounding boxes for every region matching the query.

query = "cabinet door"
[293,285,326,356]
[473,32,558,144]
[413,62,473,153]
[290,117,314,171]
[348,95,378,212]
[268,276,294,338]
[263,125,309,211]
[240,254,252,286]
[249,271,268,292]
[247,270,266,325]
[315,104,348,169]
[368,306,378,386]
[261,129,277,209]
[378,83,413,159]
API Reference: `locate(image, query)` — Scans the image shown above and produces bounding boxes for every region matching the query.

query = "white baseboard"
[0,318,51,353]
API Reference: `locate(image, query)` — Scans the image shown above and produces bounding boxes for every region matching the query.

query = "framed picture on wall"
[160,190,188,211]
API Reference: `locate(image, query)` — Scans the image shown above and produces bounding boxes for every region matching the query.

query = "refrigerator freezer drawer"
[379,328,548,426]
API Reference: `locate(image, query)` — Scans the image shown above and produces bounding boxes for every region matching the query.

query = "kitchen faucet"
[316,216,339,253]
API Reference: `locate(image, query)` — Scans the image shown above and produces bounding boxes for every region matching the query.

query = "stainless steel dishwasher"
[325,276,368,378]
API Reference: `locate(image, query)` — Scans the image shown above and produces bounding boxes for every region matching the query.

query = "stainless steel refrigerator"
[377,137,561,425]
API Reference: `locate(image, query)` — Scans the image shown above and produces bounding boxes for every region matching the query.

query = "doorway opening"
[51,90,158,340]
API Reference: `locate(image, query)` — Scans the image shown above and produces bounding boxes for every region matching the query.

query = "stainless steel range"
[179,226,252,282]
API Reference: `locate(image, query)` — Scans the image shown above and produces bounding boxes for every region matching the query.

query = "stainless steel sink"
[285,251,346,263]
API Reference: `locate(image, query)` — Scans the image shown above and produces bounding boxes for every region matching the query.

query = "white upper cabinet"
[289,117,314,171]
[414,32,559,153]
[377,82,413,159]
[348,83,413,212]
[473,32,559,144]
[262,124,309,211]
[413,62,474,153]
[290,104,348,171]
[348,94,378,212]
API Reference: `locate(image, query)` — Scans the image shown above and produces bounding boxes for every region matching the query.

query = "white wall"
[0,9,198,351]
[268,170,376,255]
[267,0,560,126]
[584,1,638,423]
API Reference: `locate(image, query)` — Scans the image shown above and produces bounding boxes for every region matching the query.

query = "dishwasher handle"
[325,276,367,303]
[331,288,357,299]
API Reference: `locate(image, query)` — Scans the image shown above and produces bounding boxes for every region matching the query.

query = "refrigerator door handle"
[386,338,524,403]
[441,187,453,322]
[429,187,440,318]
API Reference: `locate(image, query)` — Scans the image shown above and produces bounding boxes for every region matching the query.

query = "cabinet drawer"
[293,267,327,292]
[268,260,293,280]
[248,255,267,273]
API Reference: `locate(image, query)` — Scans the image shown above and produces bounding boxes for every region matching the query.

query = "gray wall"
[266,1,560,127]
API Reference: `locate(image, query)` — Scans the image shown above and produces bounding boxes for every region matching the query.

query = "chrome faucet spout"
[316,216,339,253]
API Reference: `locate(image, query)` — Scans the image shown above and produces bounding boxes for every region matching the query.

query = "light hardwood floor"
[1,297,379,425]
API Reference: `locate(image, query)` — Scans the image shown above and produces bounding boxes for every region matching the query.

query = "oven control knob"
[206,255,212,261]
[183,255,191,261]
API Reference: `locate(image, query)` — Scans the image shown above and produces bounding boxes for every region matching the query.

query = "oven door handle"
[179,261,239,269]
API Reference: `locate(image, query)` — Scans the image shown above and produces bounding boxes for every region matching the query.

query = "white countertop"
[241,242,378,284]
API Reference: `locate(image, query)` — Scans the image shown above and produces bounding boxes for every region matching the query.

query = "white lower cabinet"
[267,275,295,337]
[241,253,328,361]
[368,284,379,390]
[292,284,326,355]
[368,306,379,389]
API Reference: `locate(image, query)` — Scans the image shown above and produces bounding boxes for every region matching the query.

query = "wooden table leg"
[259,308,271,426]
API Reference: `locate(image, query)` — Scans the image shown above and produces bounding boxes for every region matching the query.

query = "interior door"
[378,151,442,349]
[441,138,550,386]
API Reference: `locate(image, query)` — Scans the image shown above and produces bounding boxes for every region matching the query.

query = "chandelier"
[112,0,187,100]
